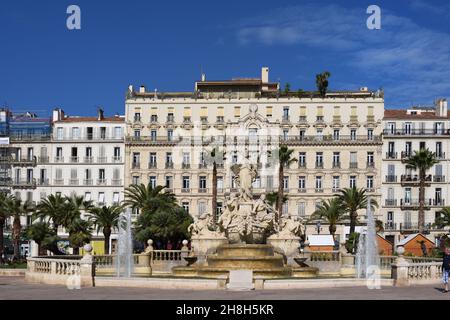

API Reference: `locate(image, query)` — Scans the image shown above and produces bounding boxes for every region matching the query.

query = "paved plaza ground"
[0,277,449,300]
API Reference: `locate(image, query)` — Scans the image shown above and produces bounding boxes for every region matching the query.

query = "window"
[333,129,340,141]
[198,201,206,216]
[298,202,306,217]
[134,112,141,122]
[56,127,63,140]
[98,192,105,204]
[266,106,272,118]
[56,147,63,158]
[333,152,340,167]
[134,130,140,138]
[167,129,173,141]
[84,192,92,201]
[114,147,121,158]
[282,202,289,215]
[114,127,122,139]
[316,129,323,140]
[217,176,223,191]
[182,176,190,189]
[367,129,373,141]
[387,122,396,134]
[282,129,289,140]
[182,152,190,166]
[149,176,156,188]
[298,176,306,190]
[405,142,412,156]
[99,169,105,181]
[299,130,306,140]
[72,127,80,139]
[234,106,241,118]
[167,112,174,122]
[436,142,443,158]
[315,176,323,190]
[404,122,412,135]
[217,202,223,216]
[283,176,289,190]
[367,176,374,190]
[367,152,374,166]
[166,152,173,167]
[113,192,120,204]
[316,152,323,168]
[149,152,157,167]
[298,152,306,167]
[113,168,120,181]
[85,169,91,180]
[350,176,357,188]
[332,176,340,191]
[86,147,92,158]
[266,175,273,190]
[132,153,140,167]
[87,127,93,140]
[199,176,207,190]
[100,127,106,139]
[165,176,173,189]
[283,107,289,121]
[151,114,158,123]
[150,130,157,141]
[132,176,140,185]
[182,202,190,214]
[350,129,357,141]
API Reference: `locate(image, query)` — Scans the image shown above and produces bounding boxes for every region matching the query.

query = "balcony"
[70,156,79,163]
[400,174,431,186]
[401,151,411,160]
[385,175,397,183]
[400,199,420,208]
[383,129,450,136]
[54,157,64,163]
[366,115,375,123]
[84,156,93,163]
[298,188,306,193]
[430,199,445,207]
[198,188,208,193]
[166,116,175,123]
[38,156,49,164]
[332,162,341,169]
[282,116,290,123]
[436,152,446,160]
[198,163,208,169]
[11,179,37,189]
[97,179,107,186]
[182,163,191,169]
[69,179,79,186]
[97,157,107,163]
[349,162,358,169]
[332,188,340,193]
[385,199,397,207]
[181,188,190,193]
[83,179,93,186]
[298,162,306,169]
[112,179,122,186]
[132,162,141,169]
[315,162,324,169]
[315,188,324,193]
[366,162,375,169]
[113,156,122,163]
[38,178,49,186]
[386,152,397,159]
[10,156,37,166]
[165,162,174,169]
[366,188,375,193]
[433,175,446,183]
[53,179,64,186]
[148,162,157,169]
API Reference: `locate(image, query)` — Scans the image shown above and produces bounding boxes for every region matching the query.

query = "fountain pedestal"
[267,234,301,266]
[191,235,228,265]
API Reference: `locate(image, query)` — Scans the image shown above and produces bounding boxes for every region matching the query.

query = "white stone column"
[80,244,95,287]
[391,245,410,287]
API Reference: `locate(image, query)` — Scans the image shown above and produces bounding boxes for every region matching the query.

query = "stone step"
[207,256,285,269]
[215,244,275,258]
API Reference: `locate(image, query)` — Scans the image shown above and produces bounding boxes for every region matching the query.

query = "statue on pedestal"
[188,213,223,238]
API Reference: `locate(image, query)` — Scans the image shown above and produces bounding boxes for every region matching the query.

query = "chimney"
[261,67,269,83]
[201,73,206,82]
[139,85,146,93]
[435,98,448,117]
[97,107,104,121]
[52,108,64,122]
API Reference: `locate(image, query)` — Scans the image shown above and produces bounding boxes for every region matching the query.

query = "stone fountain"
[172,159,318,279]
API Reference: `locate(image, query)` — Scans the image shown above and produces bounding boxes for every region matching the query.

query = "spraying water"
[355,197,380,282]
[116,208,133,277]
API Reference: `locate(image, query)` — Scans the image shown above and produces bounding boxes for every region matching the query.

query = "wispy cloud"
[233,3,450,107]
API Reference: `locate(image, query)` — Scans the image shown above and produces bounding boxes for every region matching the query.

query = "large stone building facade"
[124,67,385,242]
[381,99,450,246]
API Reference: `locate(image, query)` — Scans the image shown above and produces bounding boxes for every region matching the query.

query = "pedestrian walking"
[441,236,450,293]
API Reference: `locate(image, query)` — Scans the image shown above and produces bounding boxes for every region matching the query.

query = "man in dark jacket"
[441,236,450,293]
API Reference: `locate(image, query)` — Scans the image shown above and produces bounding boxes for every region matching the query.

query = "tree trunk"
[12,216,21,261]
[329,224,337,240]
[349,211,357,235]
[104,228,111,254]
[212,162,217,224]
[73,247,79,255]
[0,218,4,264]
[277,164,284,223]
[418,169,426,234]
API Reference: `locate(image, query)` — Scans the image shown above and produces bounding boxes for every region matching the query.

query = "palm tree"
[5,196,33,261]
[0,193,13,264]
[87,205,122,254]
[337,187,378,235]
[34,194,67,232]
[316,71,331,97]
[310,198,348,239]
[434,207,450,229]
[123,183,178,216]
[63,195,93,255]
[24,221,59,256]
[277,145,297,222]
[404,148,438,233]
[266,191,287,208]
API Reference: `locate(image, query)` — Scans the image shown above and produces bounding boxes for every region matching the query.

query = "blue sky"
[0,0,449,116]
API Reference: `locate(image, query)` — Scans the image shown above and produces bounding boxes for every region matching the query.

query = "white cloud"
[233,3,450,106]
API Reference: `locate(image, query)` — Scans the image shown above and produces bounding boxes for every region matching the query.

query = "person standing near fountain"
[440,235,450,293]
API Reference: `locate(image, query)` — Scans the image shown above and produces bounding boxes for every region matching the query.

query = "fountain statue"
[172,158,319,279]
[116,208,133,277]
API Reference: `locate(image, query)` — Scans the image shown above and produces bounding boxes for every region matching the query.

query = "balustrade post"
[392,246,410,287]
[181,240,189,259]
[80,244,95,287]
[50,260,57,275]
[27,258,35,273]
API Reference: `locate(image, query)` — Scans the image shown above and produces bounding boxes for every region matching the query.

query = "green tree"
[434,207,450,229]
[277,145,297,222]
[336,187,378,235]
[316,71,331,97]
[266,191,287,208]
[310,198,348,239]
[283,83,291,95]
[5,197,33,261]
[63,195,93,255]
[404,148,438,233]
[0,193,13,264]
[87,205,122,254]
[123,184,177,216]
[24,221,60,256]
[34,194,67,232]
